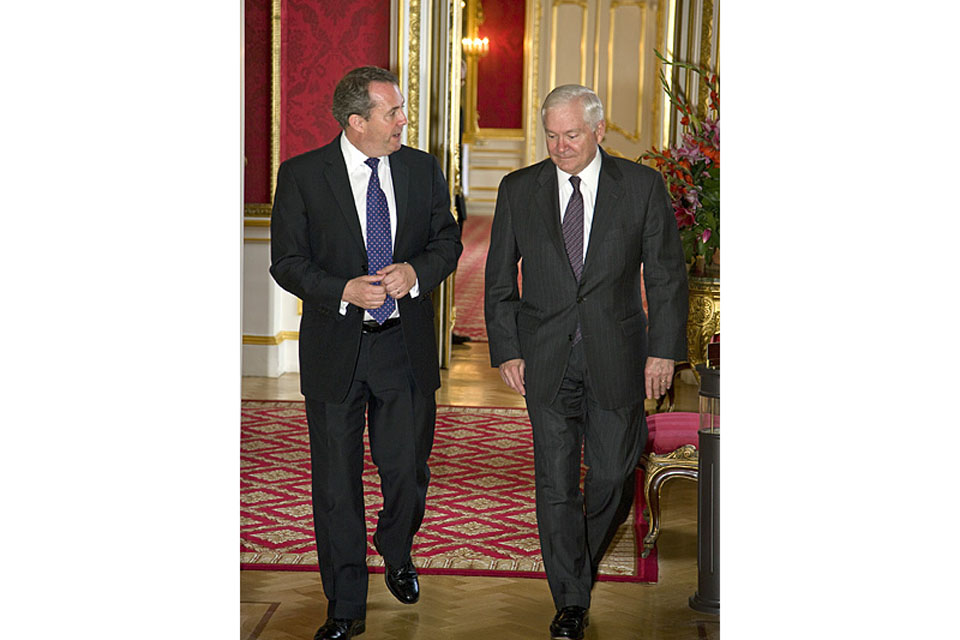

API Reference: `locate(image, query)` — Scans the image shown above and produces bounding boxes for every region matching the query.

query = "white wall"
[241,222,301,377]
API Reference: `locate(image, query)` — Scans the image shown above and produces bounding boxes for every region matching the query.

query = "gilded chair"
[639,411,700,557]
[639,338,719,558]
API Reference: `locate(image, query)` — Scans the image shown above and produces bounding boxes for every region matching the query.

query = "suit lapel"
[389,150,410,256]
[534,161,567,268]
[320,135,366,255]
[582,149,623,279]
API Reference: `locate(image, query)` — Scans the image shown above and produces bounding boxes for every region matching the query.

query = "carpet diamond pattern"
[241,401,657,582]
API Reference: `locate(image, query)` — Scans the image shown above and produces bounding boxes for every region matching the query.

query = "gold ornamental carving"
[406,0,421,146]
[245,203,273,218]
[271,0,282,200]
[686,275,719,372]
[640,443,698,557]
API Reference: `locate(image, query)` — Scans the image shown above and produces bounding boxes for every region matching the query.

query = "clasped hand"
[342,262,416,310]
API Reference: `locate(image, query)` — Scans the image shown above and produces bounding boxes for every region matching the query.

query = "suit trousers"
[525,341,647,610]
[304,323,436,620]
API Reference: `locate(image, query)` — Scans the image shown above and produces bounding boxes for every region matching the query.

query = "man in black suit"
[270,66,462,640]
[484,85,687,640]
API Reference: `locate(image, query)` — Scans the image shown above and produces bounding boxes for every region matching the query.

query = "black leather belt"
[362,317,401,333]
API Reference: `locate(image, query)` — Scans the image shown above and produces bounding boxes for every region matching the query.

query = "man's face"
[352,81,408,157]
[544,100,605,175]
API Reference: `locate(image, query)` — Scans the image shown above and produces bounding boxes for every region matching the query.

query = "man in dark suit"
[270,66,462,640]
[484,85,687,640]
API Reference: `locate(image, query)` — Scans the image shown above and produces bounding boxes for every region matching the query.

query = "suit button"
[577,296,584,303]
[568,334,573,341]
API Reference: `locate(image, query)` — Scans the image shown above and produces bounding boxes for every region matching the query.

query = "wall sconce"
[461,37,489,57]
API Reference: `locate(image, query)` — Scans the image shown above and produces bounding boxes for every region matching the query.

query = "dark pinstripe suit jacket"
[484,148,688,409]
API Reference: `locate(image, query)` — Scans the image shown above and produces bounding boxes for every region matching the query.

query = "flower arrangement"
[640,50,719,274]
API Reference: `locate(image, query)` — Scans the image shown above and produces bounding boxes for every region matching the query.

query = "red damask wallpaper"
[281,0,391,162]
[476,0,525,130]
[244,0,272,203]
[243,0,391,204]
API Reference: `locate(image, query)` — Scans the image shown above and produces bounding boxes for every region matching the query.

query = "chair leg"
[641,469,664,558]
[641,467,698,557]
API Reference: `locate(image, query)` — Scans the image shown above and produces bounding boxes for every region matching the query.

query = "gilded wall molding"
[602,146,630,159]
[604,0,647,144]
[524,0,543,165]
[407,0,422,147]
[270,0,282,200]
[476,128,525,139]
[697,0,714,119]
[549,0,589,90]
[461,0,485,144]
[446,0,464,195]
[244,203,273,217]
[527,0,672,163]
[243,331,299,346]
[659,0,678,149]
[684,0,697,117]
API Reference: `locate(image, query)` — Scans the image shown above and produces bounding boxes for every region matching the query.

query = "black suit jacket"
[270,134,462,403]
[484,149,687,409]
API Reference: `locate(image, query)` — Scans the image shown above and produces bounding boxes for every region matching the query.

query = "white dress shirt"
[339,134,419,319]
[556,147,602,263]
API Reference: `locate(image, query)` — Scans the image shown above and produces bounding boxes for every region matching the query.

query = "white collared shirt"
[556,147,602,262]
[338,134,418,318]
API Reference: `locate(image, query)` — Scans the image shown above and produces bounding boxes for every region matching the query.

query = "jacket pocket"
[619,310,647,336]
[517,308,540,335]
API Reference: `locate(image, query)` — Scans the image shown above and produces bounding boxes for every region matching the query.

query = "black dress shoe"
[313,617,365,639]
[549,606,589,639]
[372,532,420,604]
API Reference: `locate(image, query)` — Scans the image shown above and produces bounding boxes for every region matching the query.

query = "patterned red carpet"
[452,215,492,342]
[241,400,658,582]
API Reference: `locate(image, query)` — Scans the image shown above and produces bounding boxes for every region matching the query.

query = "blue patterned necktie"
[562,175,584,344]
[364,157,396,324]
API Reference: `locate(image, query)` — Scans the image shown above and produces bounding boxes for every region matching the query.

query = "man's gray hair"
[540,84,604,129]
[332,66,400,129]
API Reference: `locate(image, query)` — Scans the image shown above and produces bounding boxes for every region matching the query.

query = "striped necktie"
[562,175,583,344]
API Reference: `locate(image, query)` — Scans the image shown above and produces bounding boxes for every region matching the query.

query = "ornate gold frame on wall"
[522,0,673,165]
[602,0,650,146]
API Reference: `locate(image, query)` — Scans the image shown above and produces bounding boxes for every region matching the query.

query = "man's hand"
[378,262,417,299]
[644,356,675,399]
[498,358,526,396]
[342,275,388,310]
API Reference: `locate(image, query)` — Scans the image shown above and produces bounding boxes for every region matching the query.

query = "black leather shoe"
[549,606,589,639]
[313,617,365,639]
[372,532,420,604]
